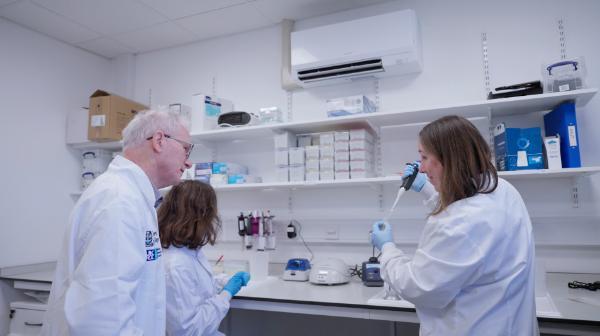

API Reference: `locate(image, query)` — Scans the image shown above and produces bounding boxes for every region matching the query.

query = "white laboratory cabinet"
[8,301,46,336]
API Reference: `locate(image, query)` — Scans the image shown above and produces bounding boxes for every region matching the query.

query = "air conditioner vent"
[297,59,383,82]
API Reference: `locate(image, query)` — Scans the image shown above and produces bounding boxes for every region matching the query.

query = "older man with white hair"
[42,110,193,335]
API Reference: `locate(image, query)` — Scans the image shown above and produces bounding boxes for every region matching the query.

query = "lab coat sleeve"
[380,216,486,309]
[63,200,145,335]
[166,265,230,336]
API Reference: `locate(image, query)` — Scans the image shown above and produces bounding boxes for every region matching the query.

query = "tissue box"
[326,95,376,117]
[494,123,543,171]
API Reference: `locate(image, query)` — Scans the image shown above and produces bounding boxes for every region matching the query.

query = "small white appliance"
[282,258,311,282]
[309,258,350,285]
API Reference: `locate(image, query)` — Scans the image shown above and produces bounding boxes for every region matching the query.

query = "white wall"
[0,18,114,267]
[132,0,600,274]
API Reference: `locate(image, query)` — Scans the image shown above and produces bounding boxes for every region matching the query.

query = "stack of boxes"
[273,128,375,182]
[349,129,375,178]
[319,132,335,180]
[194,162,260,185]
[334,131,351,180]
[274,132,296,182]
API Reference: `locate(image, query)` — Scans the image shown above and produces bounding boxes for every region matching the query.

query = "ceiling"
[0,0,389,59]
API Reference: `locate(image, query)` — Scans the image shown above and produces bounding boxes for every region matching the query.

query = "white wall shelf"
[68,140,122,150]
[66,88,596,149]
[190,88,597,144]
[207,167,600,192]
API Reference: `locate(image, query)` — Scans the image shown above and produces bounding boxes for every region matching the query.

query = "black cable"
[568,280,600,291]
[291,219,314,261]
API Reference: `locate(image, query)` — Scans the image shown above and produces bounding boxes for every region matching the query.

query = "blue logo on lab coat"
[145,231,153,247]
[146,248,162,261]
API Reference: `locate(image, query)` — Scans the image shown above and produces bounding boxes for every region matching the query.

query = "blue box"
[543,101,581,168]
[494,123,544,171]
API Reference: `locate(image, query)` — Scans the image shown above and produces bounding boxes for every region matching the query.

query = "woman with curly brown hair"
[159,180,250,336]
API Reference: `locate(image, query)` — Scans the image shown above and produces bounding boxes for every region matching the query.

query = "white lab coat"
[41,156,166,336]
[163,247,231,336]
[380,178,537,336]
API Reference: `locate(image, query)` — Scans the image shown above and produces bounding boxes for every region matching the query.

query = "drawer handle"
[24,322,43,327]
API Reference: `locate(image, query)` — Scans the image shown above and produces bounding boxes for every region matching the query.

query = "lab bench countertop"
[235,273,600,325]
[2,263,599,326]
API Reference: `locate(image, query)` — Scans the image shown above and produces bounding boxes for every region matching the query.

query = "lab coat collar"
[110,155,156,212]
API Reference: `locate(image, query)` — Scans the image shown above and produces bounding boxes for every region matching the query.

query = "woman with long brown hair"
[159,180,250,336]
[371,115,537,335]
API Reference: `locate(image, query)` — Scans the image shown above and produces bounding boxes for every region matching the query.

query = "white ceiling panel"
[176,2,272,40]
[252,0,373,22]
[113,21,198,53]
[0,0,100,43]
[31,0,168,35]
[0,0,19,7]
[139,0,253,20]
[76,37,134,58]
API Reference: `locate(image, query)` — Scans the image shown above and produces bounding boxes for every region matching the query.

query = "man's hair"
[419,115,498,215]
[122,109,189,150]
[158,180,221,249]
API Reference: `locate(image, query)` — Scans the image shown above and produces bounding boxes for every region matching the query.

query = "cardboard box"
[88,90,148,141]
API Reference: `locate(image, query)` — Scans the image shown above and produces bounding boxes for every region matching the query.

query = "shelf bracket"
[378,184,384,213]
[571,175,581,208]
[481,32,491,95]
[557,18,567,60]
[288,189,294,214]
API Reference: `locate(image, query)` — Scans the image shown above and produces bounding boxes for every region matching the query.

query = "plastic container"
[542,57,586,92]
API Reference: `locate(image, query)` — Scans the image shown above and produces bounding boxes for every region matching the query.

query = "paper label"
[558,84,570,92]
[517,151,528,167]
[204,100,221,117]
[568,125,578,147]
[91,115,106,127]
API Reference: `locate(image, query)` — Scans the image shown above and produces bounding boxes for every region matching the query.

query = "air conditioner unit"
[291,10,422,88]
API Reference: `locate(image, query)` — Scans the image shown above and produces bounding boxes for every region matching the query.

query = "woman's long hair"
[419,115,498,215]
[158,180,221,249]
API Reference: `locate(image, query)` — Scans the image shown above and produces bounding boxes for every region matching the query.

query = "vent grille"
[297,59,384,82]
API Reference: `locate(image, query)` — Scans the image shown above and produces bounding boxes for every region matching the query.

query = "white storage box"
[276,166,289,182]
[320,132,335,146]
[334,131,350,141]
[335,150,350,161]
[289,147,305,165]
[192,93,234,132]
[350,150,373,161]
[275,149,289,166]
[327,95,376,117]
[320,169,334,180]
[320,158,335,171]
[210,174,228,185]
[335,169,350,180]
[306,159,320,170]
[212,162,248,175]
[297,134,312,147]
[306,170,320,181]
[350,129,374,142]
[349,139,373,151]
[290,164,305,182]
[274,131,296,149]
[320,145,335,159]
[305,146,320,160]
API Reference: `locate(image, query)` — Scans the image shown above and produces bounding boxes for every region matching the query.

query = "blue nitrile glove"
[403,161,427,192]
[223,271,251,296]
[371,221,393,251]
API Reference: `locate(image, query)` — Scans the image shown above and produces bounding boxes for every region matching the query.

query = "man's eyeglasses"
[146,133,194,159]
